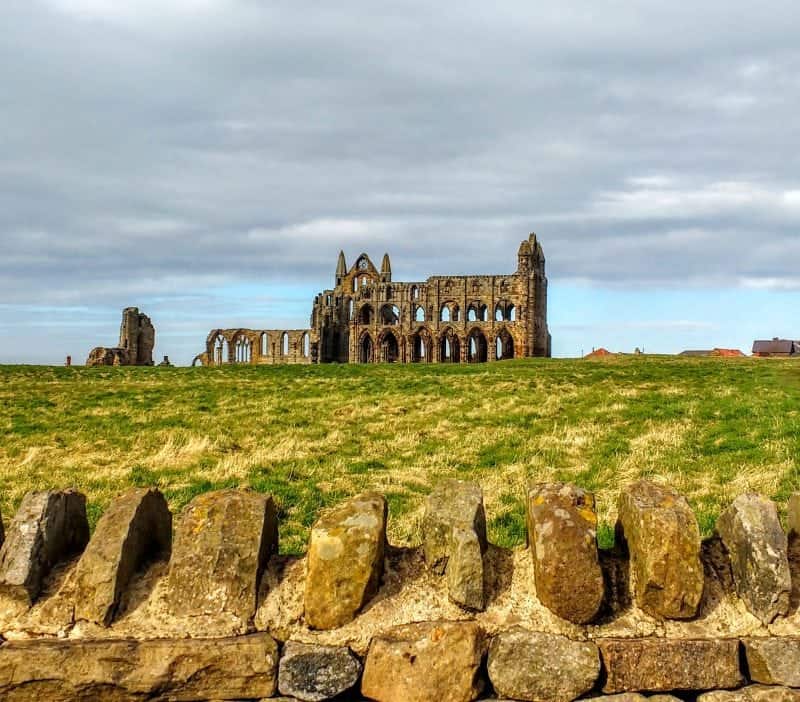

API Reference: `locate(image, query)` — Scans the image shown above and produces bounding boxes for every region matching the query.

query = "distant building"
[679,348,745,358]
[585,347,615,358]
[752,338,800,357]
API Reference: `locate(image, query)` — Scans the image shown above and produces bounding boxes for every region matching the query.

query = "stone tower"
[119,308,155,366]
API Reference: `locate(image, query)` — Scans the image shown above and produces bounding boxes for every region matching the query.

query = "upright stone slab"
[616,480,704,619]
[422,479,487,610]
[0,633,278,700]
[72,488,172,625]
[305,492,387,629]
[744,637,800,687]
[526,482,604,623]
[0,490,89,609]
[599,638,742,693]
[167,489,278,623]
[361,621,485,702]
[716,493,790,624]
[487,628,600,702]
[278,641,362,702]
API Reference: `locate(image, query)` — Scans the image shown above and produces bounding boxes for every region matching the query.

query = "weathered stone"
[599,638,742,693]
[193,233,552,367]
[361,621,485,702]
[304,492,386,629]
[526,482,604,623]
[87,307,155,367]
[447,524,485,610]
[745,637,800,687]
[0,490,89,609]
[72,488,171,626]
[278,641,361,701]
[616,480,704,620]
[167,489,278,623]
[716,493,791,624]
[422,479,487,610]
[788,493,800,536]
[600,696,681,702]
[0,505,4,548]
[487,628,599,702]
[0,632,278,700]
[698,686,800,701]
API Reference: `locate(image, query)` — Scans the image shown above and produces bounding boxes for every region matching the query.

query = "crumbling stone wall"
[192,328,313,367]
[194,232,551,366]
[2,480,800,700]
[86,307,155,367]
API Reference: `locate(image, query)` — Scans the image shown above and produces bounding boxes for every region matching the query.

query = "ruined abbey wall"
[1,480,800,700]
[192,328,313,367]
[86,307,155,367]
[194,232,550,366]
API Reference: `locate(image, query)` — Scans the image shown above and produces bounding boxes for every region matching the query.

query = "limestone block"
[72,487,172,626]
[304,492,386,630]
[526,482,604,623]
[167,489,278,623]
[788,493,800,536]
[744,637,800,687]
[361,621,485,702]
[716,493,790,624]
[0,490,89,609]
[277,641,361,701]
[601,696,681,702]
[447,524,485,610]
[616,480,704,620]
[0,633,278,700]
[487,628,599,702]
[422,479,487,610]
[598,638,742,693]
[698,686,800,701]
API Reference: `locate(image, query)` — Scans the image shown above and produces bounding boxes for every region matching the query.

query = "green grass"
[1,357,799,554]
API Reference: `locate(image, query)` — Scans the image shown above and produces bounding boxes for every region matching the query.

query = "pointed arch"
[467,328,488,363]
[359,332,375,363]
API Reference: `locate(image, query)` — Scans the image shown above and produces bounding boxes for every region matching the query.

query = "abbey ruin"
[193,232,550,366]
[86,307,155,367]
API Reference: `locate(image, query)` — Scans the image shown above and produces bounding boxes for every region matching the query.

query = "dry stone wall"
[2,481,800,700]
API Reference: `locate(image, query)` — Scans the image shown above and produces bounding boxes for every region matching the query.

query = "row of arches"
[211,331,310,365]
[355,300,518,326]
[357,328,516,364]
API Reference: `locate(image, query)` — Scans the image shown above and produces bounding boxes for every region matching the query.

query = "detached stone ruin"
[2,479,800,700]
[86,307,155,367]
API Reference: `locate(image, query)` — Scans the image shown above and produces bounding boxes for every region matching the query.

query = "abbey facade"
[193,233,550,366]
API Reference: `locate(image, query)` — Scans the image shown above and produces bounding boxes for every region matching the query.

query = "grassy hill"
[1,357,799,553]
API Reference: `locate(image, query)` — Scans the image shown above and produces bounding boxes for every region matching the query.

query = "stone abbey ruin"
[192,232,551,366]
[2,479,800,700]
[86,307,155,367]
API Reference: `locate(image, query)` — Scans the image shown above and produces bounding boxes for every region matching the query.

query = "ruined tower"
[86,307,156,367]
[119,307,155,366]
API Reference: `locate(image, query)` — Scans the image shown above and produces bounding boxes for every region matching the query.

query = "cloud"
[2,1,800,361]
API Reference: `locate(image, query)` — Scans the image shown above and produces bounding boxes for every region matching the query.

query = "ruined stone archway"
[496,328,515,360]
[379,330,400,362]
[467,329,488,363]
[439,328,461,363]
[359,333,375,363]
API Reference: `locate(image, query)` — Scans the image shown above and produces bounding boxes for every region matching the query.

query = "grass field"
[1,357,799,554]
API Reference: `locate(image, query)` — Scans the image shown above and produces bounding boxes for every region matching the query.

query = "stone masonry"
[86,307,155,367]
[192,232,551,365]
[1,480,799,700]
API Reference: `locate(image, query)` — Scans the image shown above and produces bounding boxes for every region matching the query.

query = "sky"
[1,0,799,364]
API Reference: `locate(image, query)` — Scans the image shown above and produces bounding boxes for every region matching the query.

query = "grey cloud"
[1,0,799,361]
